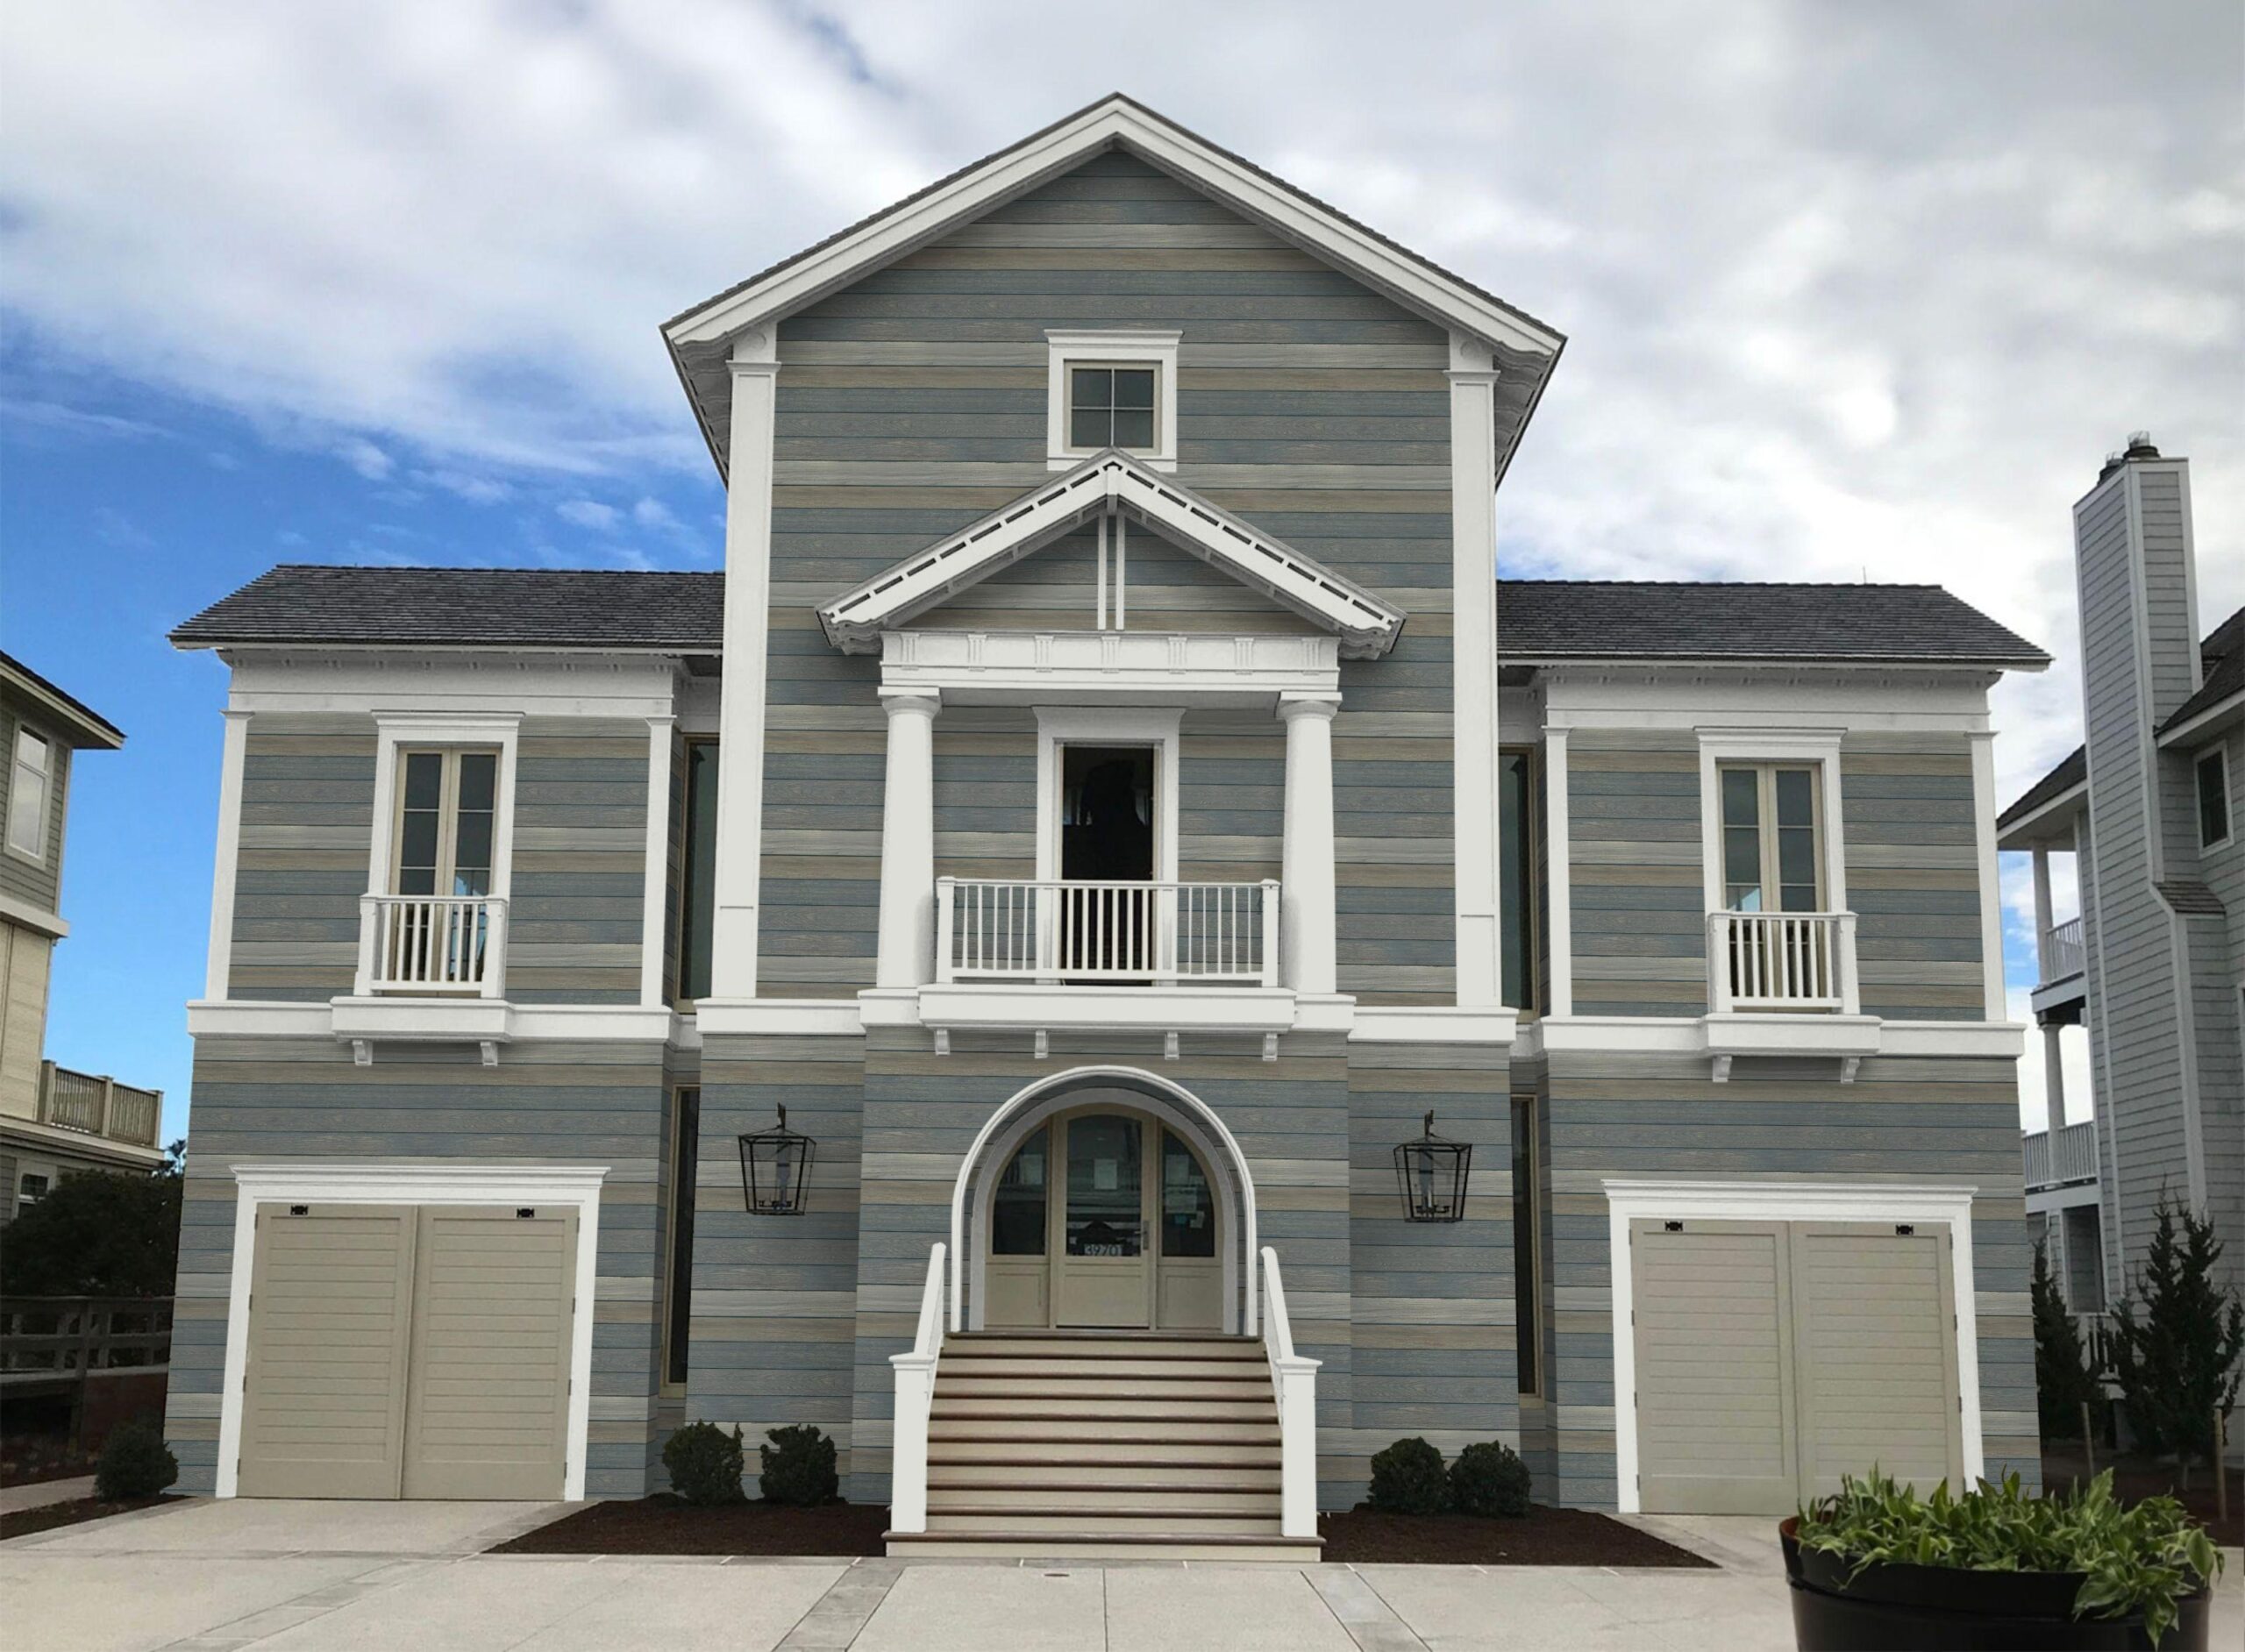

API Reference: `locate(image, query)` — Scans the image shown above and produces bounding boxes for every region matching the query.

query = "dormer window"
[1047,330,1179,471]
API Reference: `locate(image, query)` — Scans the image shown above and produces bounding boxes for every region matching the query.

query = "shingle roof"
[2158,603,2245,737]
[1494,580,2049,666]
[171,565,726,652]
[1997,745,2085,832]
[174,565,2048,675]
[0,650,125,748]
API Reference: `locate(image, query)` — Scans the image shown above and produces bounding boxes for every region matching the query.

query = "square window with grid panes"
[394,749,498,896]
[1720,764,1822,912]
[1068,365,1158,452]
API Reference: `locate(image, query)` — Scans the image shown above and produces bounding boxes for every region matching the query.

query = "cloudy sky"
[3,0,2239,1132]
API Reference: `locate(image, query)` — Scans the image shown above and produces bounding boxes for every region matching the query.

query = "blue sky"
[4,1,2238,1139]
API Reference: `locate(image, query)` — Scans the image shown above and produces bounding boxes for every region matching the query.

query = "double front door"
[985,1107,1223,1330]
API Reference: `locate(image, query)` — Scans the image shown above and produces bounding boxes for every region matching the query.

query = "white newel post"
[709,330,780,1000]
[1279,695,1339,995]
[876,692,941,989]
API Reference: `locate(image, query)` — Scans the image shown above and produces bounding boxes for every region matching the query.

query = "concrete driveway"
[4,1498,2241,1651]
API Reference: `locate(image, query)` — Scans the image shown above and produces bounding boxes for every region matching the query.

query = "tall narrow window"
[394,749,498,895]
[992,1128,1049,1256]
[662,1087,700,1390]
[1510,1095,1542,1398]
[674,739,720,1001]
[2198,748,2232,849]
[6,727,51,860]
[1499,750,1539,1012]
[1719,765,1821,911]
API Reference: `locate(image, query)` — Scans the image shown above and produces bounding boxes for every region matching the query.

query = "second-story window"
[6,726,51,860]
[395,749,497,896]
[1069,365,1158,452]
[1720,764,1821,912]
[2198,747,2233,850]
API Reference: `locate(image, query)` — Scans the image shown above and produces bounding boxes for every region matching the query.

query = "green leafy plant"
[759,1423,838,1506]
[1448,1440,1531,1517]
[0,1166,182,1297]
[1795,1469,2221,1647]
[2106,1199,2245,1477]
[2032,1240,2103,1440]
[94,1418,178,1500]
[1366,1436,1450,1514]
[662,1421,745,1505]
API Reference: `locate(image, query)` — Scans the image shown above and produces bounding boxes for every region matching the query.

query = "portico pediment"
[814,450,1407,659]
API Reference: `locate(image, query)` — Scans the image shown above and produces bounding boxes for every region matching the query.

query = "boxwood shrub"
[1367,1436,1450,1514]
[1449,1440,1531,1518]
[662,1421,746,1505]
[759,1423,839,1506]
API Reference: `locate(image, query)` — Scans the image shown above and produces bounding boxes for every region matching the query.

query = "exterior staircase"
[883,1330,1323,1560]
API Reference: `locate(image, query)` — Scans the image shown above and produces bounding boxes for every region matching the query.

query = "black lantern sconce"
[738,1104,816,1215]
[1394,1109,1470,1223]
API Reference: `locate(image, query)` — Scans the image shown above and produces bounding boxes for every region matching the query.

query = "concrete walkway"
[0,1474,95,1513]
[4,1498,2240,1651]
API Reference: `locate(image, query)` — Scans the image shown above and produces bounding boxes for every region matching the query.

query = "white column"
[2042,1021,2067,1139]
[1279,695,1339,996]
[2031,846,2054,979]
[708,330,780,1000]
[202,708,252,1000]
[1543,726,1573,1017]
[1448,334,1504,1008]
[639,715,676,1008]
[876,692,941,989]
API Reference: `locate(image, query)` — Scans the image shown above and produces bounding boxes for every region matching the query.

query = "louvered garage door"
[1630,1218,1960,1514]
[237,1205,574,1499]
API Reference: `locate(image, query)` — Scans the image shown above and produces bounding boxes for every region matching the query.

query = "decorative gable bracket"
[816,450,1407,659]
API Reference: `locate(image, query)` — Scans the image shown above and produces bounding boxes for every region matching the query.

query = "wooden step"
[946,1334,1257,1351]
[939,1356,1266,1380]
[885,1531,1322,1562]
[936,1376,1273,1401]
[932,1398,1273,1421]
[929,1461,1282,1489]
[929,1419,1280,1446]
[929,1485,1278,1515]
[924,1509,1285,1536]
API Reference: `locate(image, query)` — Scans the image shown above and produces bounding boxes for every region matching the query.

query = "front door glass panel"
[992,1128,1049,1256]
[1064,1114,1142,1257]
[1160,1129,1215,1257]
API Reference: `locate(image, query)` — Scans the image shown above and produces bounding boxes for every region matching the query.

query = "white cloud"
[418,468,512,504]
[335,437,394,481]
[632,497,680,529]
[556,498,622,530]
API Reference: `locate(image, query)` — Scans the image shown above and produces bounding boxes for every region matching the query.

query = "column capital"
[1277,694,1340,723]
[880,689,943,718]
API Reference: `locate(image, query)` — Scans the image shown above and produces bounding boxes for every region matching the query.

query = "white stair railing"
[888,1240,947,1535]
[936,878,1279,986]
[1259,1246,1321,1540]
[1707,910,1857,1013]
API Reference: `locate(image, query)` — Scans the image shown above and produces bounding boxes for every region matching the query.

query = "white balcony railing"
[35,1062,163,1149]
[357,894,508,996]
[2041,916,2085,984]
[936,878,1279,987]
[2024,1120,2098,1191]
[1707,910,1859,1014]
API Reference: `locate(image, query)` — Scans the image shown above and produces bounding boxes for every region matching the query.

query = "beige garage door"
[238,1204,576,1499]
[1631,1218,1961,1515]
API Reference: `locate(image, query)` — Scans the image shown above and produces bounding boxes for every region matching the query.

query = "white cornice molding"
[817,452,1406,659]
[663,96,1563,359]
[881,630,1341,705]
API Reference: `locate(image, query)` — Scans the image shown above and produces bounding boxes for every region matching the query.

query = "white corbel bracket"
[1710,1054,1733,1084]
[1262,1034,1279,1063]
[1033,1029,1049,1060]
[1164,1031,1180,1061]
[1839,1056,1861,1085]
[480,1041,501,1068]
[351,1039,374,1067]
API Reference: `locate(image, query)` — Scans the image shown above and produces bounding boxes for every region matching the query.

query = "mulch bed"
[490,1496,890,1556]
[2042,1445,2242,1549]
[1317,1505,1714,1566]
[0,1494,182,1543]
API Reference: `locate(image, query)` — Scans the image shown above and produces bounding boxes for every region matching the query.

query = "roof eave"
[0,656,125,748]
[2156,687,2244,749]
[1997,781,2088,847]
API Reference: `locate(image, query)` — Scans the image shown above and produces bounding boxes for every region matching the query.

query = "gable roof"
[1496,580,2049,667]
[661,94,1565,484]
[2157,602,2245,742]
[1997,745,2085,836]
[814,450,1407,658]
[0,651,125,749]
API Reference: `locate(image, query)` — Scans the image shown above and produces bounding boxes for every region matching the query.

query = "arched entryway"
[949,1067,1258,1335]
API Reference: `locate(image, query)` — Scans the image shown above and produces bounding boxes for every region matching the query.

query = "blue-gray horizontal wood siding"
[161,1036,669,1498]
[762,148,1457,1003]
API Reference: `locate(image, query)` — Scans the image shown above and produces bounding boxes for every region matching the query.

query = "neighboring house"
[163,97,2049,1551]
[0,652,167,1221]
[1999,435,2243,1359]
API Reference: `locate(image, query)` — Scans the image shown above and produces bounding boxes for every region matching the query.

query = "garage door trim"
[216,1161,608,1500]
[1602,1178,1981,1514]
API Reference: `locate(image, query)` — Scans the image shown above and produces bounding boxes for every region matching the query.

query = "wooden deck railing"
[35,1062,162,1149]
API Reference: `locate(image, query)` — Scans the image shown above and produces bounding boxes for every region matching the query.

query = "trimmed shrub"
[759,1423,839,1506]
[94,1417,178,1500]
[1448,1440,1531,1518]
[663,1421,746,1505]
[1366,1436,1450,1514]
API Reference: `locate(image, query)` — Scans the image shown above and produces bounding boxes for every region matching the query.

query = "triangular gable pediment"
[816,451,1406,659]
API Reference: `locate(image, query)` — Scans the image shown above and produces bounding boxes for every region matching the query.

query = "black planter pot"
[1780,1520,2211,1651]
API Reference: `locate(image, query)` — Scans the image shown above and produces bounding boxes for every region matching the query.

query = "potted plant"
[1782,1469,2220,1649]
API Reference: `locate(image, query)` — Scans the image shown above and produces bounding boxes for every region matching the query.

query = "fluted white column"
[1279,695,1339,995]
[876,692,941,988]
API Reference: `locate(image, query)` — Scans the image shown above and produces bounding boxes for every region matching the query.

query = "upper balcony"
[331,893,514,1063]
[34,1061,163,1155]
[1700,909,1878,1080]
[2023,1119,2099,1211]
[2032,915,2087,1019]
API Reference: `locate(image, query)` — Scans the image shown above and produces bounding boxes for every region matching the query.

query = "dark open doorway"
[1059,745,1156,974]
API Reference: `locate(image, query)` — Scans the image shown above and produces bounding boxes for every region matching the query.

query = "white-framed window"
[391,749,498,896]
[2197,746,2233,850]
[1695,730,1847,917]
[6,726,52,861]
[1046,330,1180,471]
[1719,763,1824,912]
[1032,708,1182,884]
[18,1171,50,1215]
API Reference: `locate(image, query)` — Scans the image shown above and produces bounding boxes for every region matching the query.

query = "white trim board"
[364,713,523,904]
[1601,1177,1983,1515]
[214,1161,609,1501]
[1694,728,1848,916]
[816,451,1405,659]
